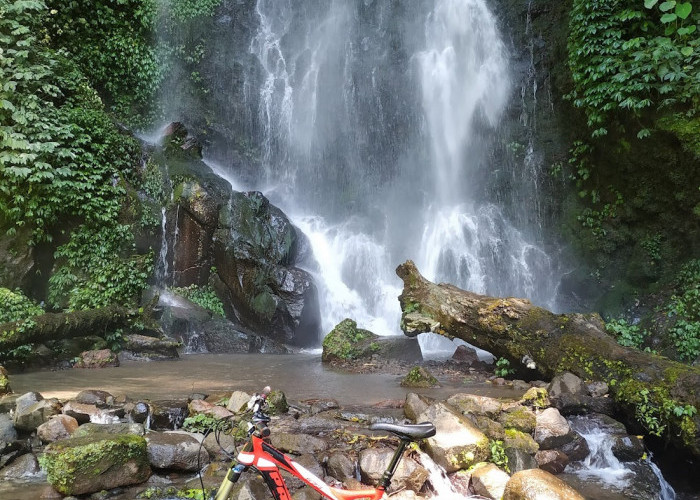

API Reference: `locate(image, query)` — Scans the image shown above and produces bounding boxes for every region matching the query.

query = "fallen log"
[0,306,134,352]
[396,260,700,458]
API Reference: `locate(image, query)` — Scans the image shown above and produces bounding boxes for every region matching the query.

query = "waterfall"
[158,0,562,339]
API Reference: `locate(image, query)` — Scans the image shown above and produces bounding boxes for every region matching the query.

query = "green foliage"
[169,0,222,21]
[181,413,226,433]
[0,0,143,242]
[494,357,515,378]
[633,387,697,438]
[605,318,648,348]
[42,0,162,125]
[666,260,700,361]
[48,224,153,310]
[171,284,225,317]
[0,288,43,323]
[489,440,510,472]
[567,0,699,137]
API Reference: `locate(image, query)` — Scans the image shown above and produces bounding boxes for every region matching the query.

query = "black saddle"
[369,421,436,440]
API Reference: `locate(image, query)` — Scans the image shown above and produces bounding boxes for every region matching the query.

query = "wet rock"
[203,431,237,461]
[446,394,503,418]
[41,434,151,496]
[552,393,617,417]
[72,422,145,438]
[586,381,609,397]
[307,399,340,415]
[75,390,114,407]
[452,344,480,364]
[498,405,536,433]
[326,452,355,482]
[0,452,40,479]
[417,402,490,472]
[73,349,119,368]
[0,393,19,413]
[535,449,569,474]
[503,469,585,499]
[14,395,62,432]
[37,415,79,443]
[559,432,590,462]
[227,391,252,413]
[468,414,505,441]
[119,334,180,361]
[188,399,234,420]
[359,447,428,492]
[0,440,29,469]
[321,319,381,363]
[0,413,17,442]
[534,408,573,450]
[126,402,150,424]
[504,428,539,455]
[149,400,188,430]
[62,401,123,425]
[612,434,645,461]
[404,393,432,421]
[619,461,669,500]
[470,462,510,500]
[145,431,209,471]
[270,432,327,454]
[548,372,585,398]
[504,447,538,473]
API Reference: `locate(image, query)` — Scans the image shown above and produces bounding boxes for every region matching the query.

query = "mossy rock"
[39,433,151,495]
[0,365,10,395]
[401,366,439,388]
[322,318,379,362]
[504,428,539,455]
[519,387,550,409]
[266,390,289,415]
[498,406,537,434]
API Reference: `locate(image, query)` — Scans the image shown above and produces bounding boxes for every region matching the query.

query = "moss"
[39,434,149,495]
[251,291,276,321]
[504,428,539,455]
[520,387,550,409]
[401,366,439,388]
[321,318,377,362]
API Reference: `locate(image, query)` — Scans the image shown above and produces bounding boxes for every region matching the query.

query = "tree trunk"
[0,306,134,351]
[396,260,700,458]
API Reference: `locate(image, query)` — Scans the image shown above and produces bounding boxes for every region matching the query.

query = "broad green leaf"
[644,0,659,8]
[660,12,677,23]
[659,1,676,11]
[680,46,693,56]
[675,2,692,19]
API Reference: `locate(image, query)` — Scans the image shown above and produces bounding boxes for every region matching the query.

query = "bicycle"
[209,386,436,500]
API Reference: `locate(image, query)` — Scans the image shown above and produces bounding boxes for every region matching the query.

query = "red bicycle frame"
[215,433,385,500]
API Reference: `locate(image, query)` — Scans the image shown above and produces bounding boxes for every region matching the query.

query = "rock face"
[0,365,9,395]
[40,434,151,495]
[503,469,585,500]
[417,402,490,472]
[152,128,322,347]
[358,447,428,492]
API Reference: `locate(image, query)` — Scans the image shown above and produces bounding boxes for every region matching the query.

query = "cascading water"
[161,0,563,339]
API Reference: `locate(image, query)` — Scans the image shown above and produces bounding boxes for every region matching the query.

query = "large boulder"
[322,318,415,363]
[13,392,62,432]
[503,469,585,500]
[417,402,490,472]
[40,434,151,495]
[145,431,209,471]
[471,462,510,500]
[214,190,321,346]
[358,447,428,492]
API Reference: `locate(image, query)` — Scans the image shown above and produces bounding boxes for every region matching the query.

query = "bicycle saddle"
[369,421,436,440]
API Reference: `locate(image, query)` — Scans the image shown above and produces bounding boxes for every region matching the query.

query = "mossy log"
[397,260,700,457]
[0,306,134,351]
